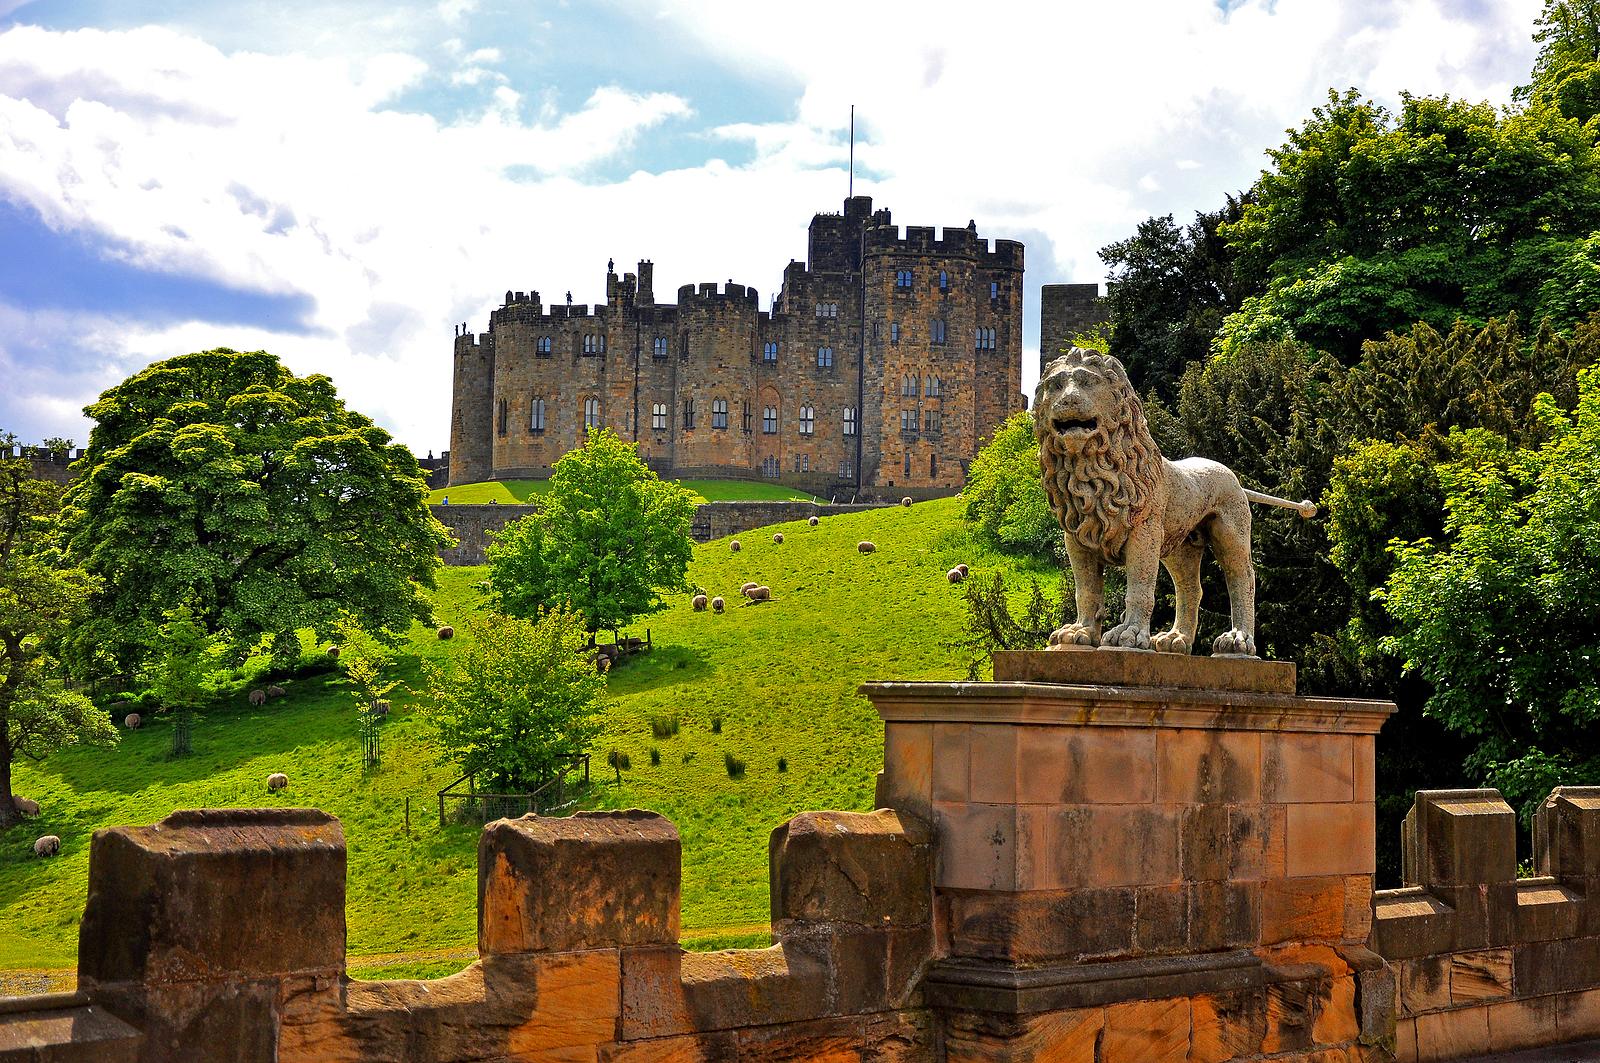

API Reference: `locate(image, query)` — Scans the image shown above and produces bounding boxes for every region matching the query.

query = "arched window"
[683,398,695,430]
[896,269,913,289]
[816,346,833,368]
[584,398,601,429]
[763,341,778,362]
[530,397,545,432]
[938,270,948,291]
[763,406,778,434]
[537,336,552,356]
[890,322,900,344]
[651,403,667,430]
[843,407,857,436]
[653,337,668,359]
[800,406,815,435]
[931,319,947,345]
[712,399,728,429]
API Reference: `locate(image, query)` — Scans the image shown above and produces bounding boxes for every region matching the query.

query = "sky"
[0,0,1545,454]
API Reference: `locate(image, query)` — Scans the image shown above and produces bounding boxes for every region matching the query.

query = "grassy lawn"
[428,478,820,505]
[0,497,1051,976]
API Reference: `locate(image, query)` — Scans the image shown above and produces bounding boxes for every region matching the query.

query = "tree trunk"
[0,730,16,830]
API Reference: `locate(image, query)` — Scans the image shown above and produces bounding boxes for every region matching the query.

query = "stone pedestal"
[862,649,1396,1062]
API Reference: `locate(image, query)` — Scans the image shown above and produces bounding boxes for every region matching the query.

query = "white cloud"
[0,1,1549,446]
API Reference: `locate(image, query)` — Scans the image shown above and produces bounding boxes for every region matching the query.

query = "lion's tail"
[1243,488,1318,519]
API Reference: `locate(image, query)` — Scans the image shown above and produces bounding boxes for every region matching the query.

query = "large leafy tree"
[487,428,695,637]
[1519,0,1600,123]
[962,411,1060,561]
[1099,196,1253,403]
[1219,90,1600,359]
[422,608,605,790]
[0,437,116,827]
[62,349,452,674]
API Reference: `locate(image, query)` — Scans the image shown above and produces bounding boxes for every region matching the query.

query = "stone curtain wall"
[430,500,898,565]
[1373,787,1600,1061]
[1039,283,1108,373]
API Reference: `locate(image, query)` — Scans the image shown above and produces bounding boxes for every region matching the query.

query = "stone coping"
[924,950,1264,1013]
[993,648,1296,694]
[861,681,1395,735]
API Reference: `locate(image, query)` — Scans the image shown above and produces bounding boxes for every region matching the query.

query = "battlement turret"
[675,281,759,307]
[861,224,1000,260]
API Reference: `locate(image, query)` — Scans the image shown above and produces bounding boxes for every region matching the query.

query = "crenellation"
[449,196,1025,495]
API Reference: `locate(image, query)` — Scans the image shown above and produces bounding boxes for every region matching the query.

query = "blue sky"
[0,0,1543,451]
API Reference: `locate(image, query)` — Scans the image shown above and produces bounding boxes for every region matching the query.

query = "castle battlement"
[675,280,760,307]
[861,225,1024,270]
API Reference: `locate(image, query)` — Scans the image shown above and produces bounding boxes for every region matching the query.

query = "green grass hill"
[427,478,821,505]
[0,497,1052,979]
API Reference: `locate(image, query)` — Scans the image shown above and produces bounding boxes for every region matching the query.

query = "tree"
[486,428,695,636]
[1099,196,1254,402]
[422,608,605,791]
[142,601,219,756]
[1519,0,1600,123]
[62,349,453,676]
[0,436,116,827]
[335,617,399,767]
[962,412,1061,562]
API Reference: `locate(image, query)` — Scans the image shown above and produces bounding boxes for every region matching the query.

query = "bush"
[724,752,746,778]
[776,757,787,772]
[710,714,723,734]
[648,713,680,739]
[963,411,1061,561]
[649,747,661,766]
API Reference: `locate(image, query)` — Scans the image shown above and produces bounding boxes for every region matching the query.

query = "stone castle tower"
[448,196,1024,493]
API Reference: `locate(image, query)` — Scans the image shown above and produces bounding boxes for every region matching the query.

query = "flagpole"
[849,104,855,198]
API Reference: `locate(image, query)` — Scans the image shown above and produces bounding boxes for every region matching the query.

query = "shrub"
[963,411,1061,561]
[724,752,746,778]
[649,713,680,739]
[607,748,631,784]
[776,757,787,772]
[649,746,661,766]
[710,714,723,734]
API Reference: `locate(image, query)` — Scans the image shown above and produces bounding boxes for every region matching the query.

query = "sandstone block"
[1401,790,1516,889]
[1189,881,1261,951]
[1396,956,1451,1016]
[1262,978,1314,1055]
[1535,786,1600,886]
[1412,1002,1490,1062]
[938,888,1135,965]
[1015,726,1155,806]
[1190,988,1267,1063]
[1313,975,1360,1046]
[1372,889,1455,960]
[880,723,933,813]
[620,945,830,1040]
[1262,876,1347,946]
[1262,733,1354,804]
[1102,997,1191,1063]
[769,809,932,929]
[479,810,680,955]
[944,1008,1102,1063]
[1449,948,1511,1003]
[1485,996,1560,1055]
[1287,803,1376,878]
[930,724,971,804]
[1156,729,1261,805]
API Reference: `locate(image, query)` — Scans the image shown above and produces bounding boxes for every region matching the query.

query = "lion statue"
[1033,348,1315,657]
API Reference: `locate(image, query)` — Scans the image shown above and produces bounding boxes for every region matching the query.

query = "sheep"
[692,594,708,611]
[740,582,759,596]
[772,533,784,544]
[267,773,288,793]
[124,713,142,730]
[248,689,267,707]
[730,540,741,552]
[266,685,286,698]
[858,541,877,553]
[808,516,819,527]
[711,596,725,613]
[956,563,969,577]
[901,496,913,507]
[947,568,965,584]
[438,625,455,640]
[597,656,612,674]
[12,797,39,817]
[747,586,772,602]
[33,835,60,858]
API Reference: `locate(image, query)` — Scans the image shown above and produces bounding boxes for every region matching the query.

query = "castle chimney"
[637,260,654,306]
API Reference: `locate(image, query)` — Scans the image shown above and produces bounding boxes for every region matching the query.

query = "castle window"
[931,318,947,345]
[816,346,833,369]
[843,406,857,436]
[530,397,545,433]
[800,406,815,435]
[900,375,915,398]
[761,456,779,479]
[584,334,601,354]
[901,409,916,433]
[683,398,695,430]
[712,399,728,429]
[653,337,668,359]
[537,336,552,356]
[939,270,949,292]
[976,327,996,351]
[652,403,667,430]
[904,450,912,476]
[763,341,778,363]
[928,375,942,397]
[584,397,601,429]
[990,281,999,302]
[497,398,508,437]
[890,322,900,344]
[895,269,913,290]
[814,302,839,318]
[742,401,753,433]
[931,453,938,477]
[840,458,853,479]
[925,409,943,434]
[802,454,810,472]
[763,405,778,434]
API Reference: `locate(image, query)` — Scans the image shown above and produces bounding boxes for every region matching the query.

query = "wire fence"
[436,754,591,827]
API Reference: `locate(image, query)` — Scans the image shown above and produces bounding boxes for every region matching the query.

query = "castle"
[448,196,1024,494]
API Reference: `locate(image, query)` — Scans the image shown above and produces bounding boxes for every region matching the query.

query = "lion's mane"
[1036,349,1164,564]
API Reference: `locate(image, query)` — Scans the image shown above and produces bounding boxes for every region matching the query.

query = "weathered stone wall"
[1039,282,1108,373]
[1373,787,1600,1061]
[430,500,899,565]
[449,196,1024,495]
[4,445,83,485]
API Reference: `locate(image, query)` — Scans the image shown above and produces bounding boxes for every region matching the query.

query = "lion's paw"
[1047,624,1098,649]
[1212,630,1257,657]
[1102,623,1152,650]
[1152,630,1190,655]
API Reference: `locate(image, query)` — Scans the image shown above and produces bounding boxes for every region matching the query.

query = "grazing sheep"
[740,582,758,596]
[327,645,341,659]
[730,539,741,552]
[267,773,288,793]
[248,689,267,707]
[858,541,877,553]
[947,568,965,584]
[808,516,819,527]
[748,586,772,602]
[124,713,141,730]
[956,563,969,577]
[711,597,725,613]
[438,625,455,640]
[12,797,39,817]
[773,533,784,544]
[266,685,286,698]
[901,496,913,507]
[692,594,708,611]
[33,835,60,858]
[597,656,612,674]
